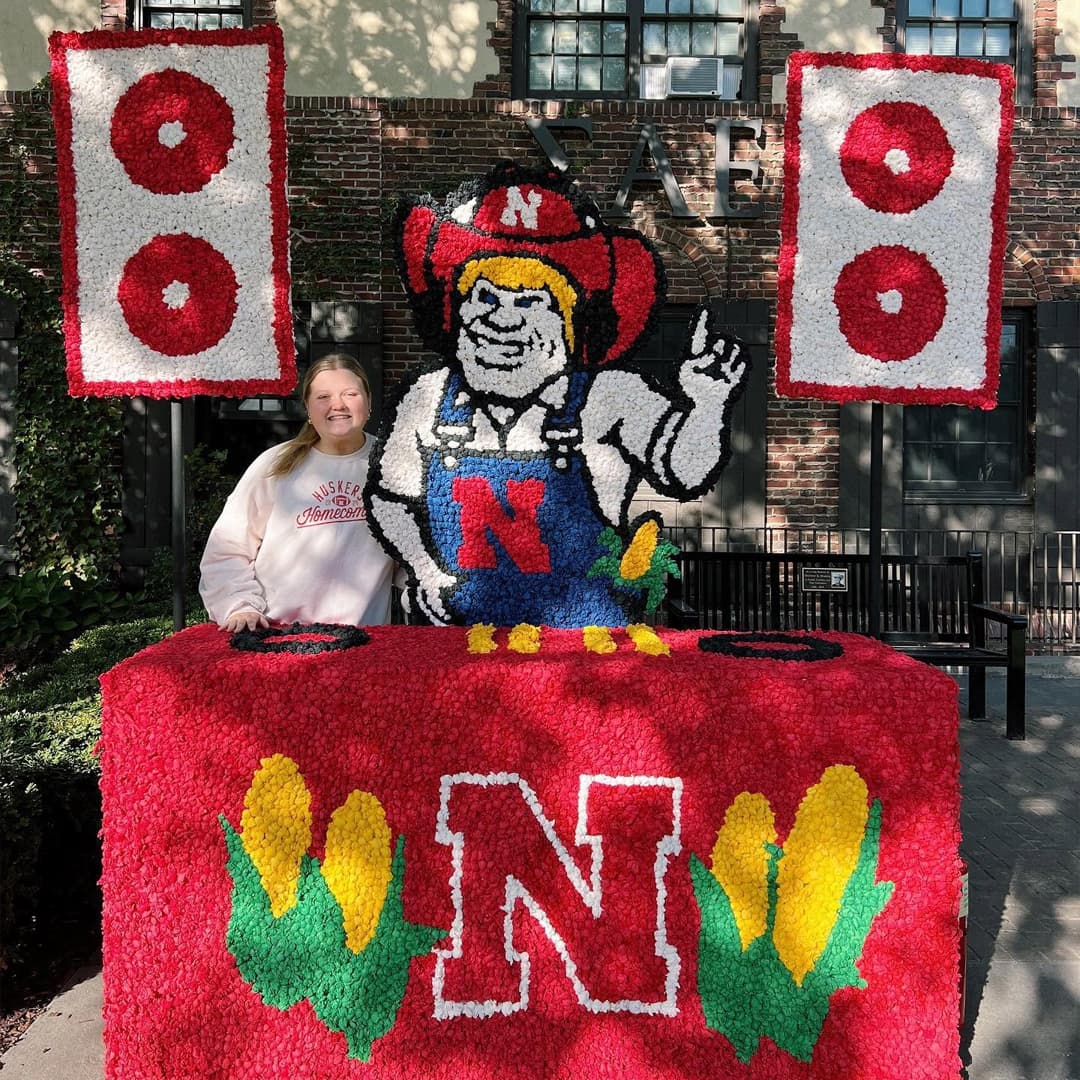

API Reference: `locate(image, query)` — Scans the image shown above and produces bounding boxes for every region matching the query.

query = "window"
[902,312,1030,499]
[517,0,755,101]
[133,0,250,30]
[896,0,1030,98]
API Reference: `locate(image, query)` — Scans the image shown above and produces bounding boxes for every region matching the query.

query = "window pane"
[715,22,740,52]
[149,12,173,27]
[669,0,692,12]
[554,22,578,51]
[904,446,932,483]
[530,0,554,10]
[905,407,931,443]
[930,448,958,482]
[932,23,958,53]
[221,13,243,26]
[959,24,983,54]
[931,408,956,442]
[998,361,1020,401]
[197,13,221,27]
[602,56,626,89]
[961,0,986,14]
[694,0,718,11]
[988,442,1016,482]
[984,24,1011,55]
[643,21,667,55]
[936,0,960,15]
[578,57,603,89]
[603,21,626,52]
[581,0,603,10]
[605,0,627,10]
[906,24,932,52]
[988,0,1012,15]
[957,443,988,483]
[644,0,666,11]
[692,22,716,54]
[555,0,577,12]
[554,56,578,88]
[715,0,742,12]
[531,20,554,52]
[986,408,1016,443]
[173,12,197,28]
[908,0,932,15]
[529,55,553,89]
[579,20,602,51]
[641,64,667,97]
[668,20,691,54]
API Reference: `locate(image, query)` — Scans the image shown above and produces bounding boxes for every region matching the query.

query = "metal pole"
[869,401,883,638]
[171,399,186,633]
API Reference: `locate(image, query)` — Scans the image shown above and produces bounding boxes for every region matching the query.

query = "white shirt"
[199,438,394,627]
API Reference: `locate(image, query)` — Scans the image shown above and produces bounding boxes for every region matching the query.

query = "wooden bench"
[665,549,1028,739]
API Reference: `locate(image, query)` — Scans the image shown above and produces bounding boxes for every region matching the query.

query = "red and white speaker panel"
[49,26,295,398]
[776,52,1014,408]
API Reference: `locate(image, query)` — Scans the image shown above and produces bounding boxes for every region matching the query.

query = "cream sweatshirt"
[198,438,394,627]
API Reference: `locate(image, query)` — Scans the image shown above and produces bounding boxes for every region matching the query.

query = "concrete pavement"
[3,657,1079,1079]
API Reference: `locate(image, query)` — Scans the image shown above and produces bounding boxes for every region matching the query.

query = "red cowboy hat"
[396,162,665,366]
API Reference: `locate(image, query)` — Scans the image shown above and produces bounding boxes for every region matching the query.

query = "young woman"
[199,354,395,631]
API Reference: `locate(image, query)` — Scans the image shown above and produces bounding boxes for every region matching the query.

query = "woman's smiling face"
[305,367,370,453]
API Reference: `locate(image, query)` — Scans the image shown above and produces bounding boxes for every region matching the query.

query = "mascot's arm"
[582,307,748,519]
[366,370,458,624]
[367,491,456,624]
[661,306,748,494]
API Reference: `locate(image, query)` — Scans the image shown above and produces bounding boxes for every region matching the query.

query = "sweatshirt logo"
[296,480,367,528]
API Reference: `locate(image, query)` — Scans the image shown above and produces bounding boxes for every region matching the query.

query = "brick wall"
[5,2,1080,529]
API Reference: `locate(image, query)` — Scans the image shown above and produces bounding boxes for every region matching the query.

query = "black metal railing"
[661,527,1080,649]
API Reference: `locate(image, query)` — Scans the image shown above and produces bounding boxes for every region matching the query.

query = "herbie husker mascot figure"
[366,161,749,628]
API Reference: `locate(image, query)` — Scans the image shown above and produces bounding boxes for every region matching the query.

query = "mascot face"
[457,275,572,400]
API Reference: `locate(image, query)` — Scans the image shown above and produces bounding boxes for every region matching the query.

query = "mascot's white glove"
[677,305,748,406]
[408,567,457,626]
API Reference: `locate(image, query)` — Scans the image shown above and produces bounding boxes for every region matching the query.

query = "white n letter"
[433,773,682,1019]
[500,186,542,230]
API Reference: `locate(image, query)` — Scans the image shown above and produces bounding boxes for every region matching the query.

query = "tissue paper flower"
[48,26,295,398]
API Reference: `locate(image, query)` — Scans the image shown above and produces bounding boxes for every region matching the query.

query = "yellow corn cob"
[508,623,541,654]
[619,520,660,580]
[709,791,777,951]
[322,790,393,953]
[467,623,498,654]
[774,765,870,986]
[626,623,670,656]
[582,626,617,654]
[239,754,312,919]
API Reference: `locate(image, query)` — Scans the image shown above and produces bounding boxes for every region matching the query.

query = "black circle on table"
[229,622,372,654]
[697,632,844,662]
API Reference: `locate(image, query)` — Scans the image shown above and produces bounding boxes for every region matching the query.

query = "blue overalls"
[425,371,628,627]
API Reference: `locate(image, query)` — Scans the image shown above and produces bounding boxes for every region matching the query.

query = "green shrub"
[0,568,139,669]
[0,614,174,978]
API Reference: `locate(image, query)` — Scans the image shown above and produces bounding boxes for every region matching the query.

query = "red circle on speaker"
[840,102,954,214]
[833,245,947,361]
[118,233,239,356]
[110,69,235,195]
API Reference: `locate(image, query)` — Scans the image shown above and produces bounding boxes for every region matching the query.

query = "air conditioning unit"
[666,57,724,97]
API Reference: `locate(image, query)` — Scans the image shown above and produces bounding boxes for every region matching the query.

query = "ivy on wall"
[1,83,125,579]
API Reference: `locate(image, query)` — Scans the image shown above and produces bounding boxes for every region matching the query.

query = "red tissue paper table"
[99,623,963,1080]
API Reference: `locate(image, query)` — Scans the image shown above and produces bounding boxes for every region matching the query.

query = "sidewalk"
[3,657,1079,1079]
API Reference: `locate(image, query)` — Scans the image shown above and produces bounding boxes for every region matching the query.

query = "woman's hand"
[223,609,269,632]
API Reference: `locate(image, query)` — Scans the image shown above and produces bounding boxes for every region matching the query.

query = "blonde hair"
[456,256,578,352]
[270,353,371,477]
